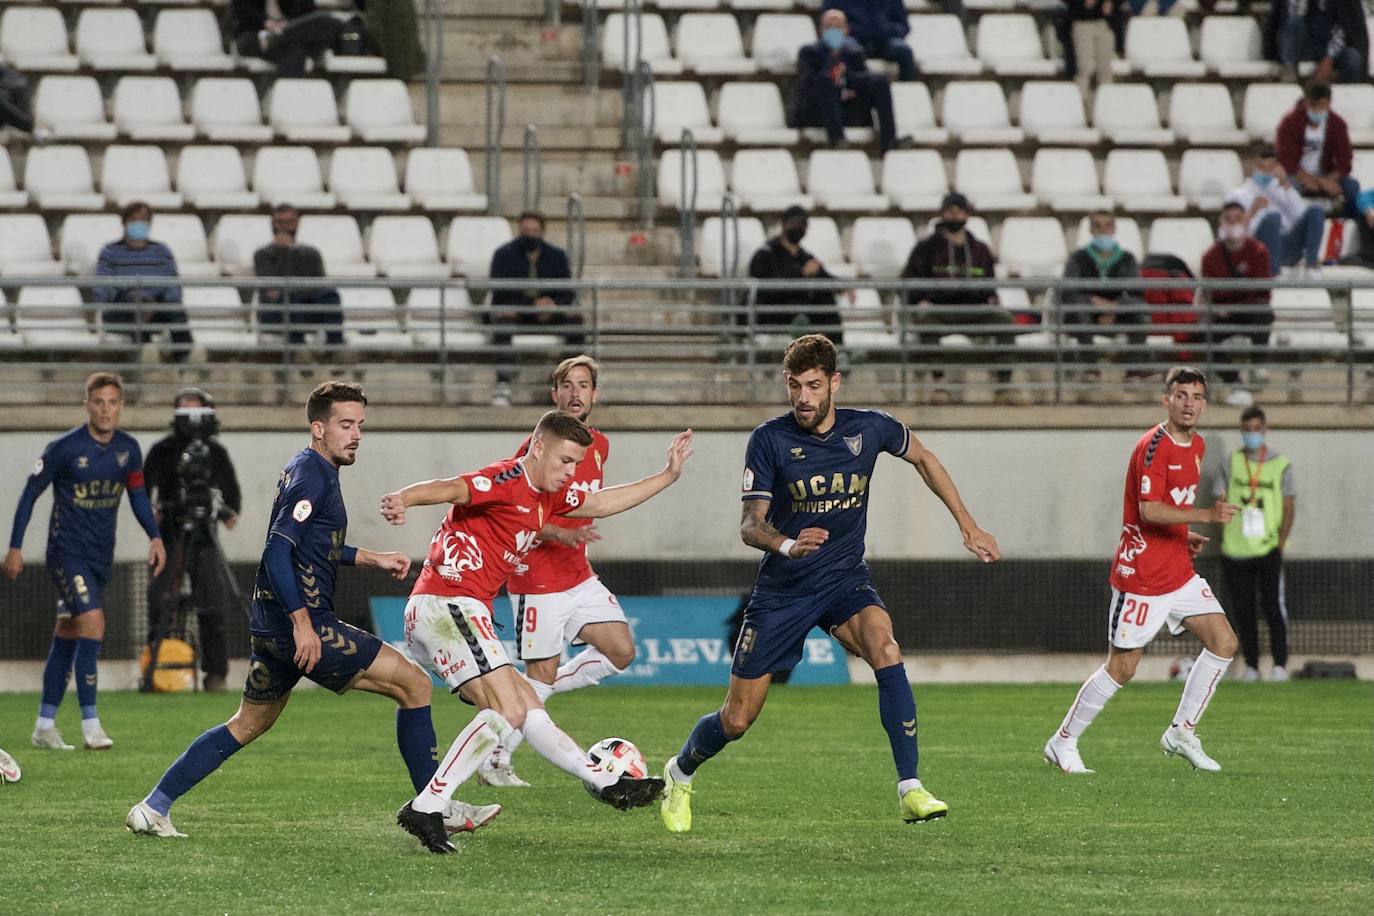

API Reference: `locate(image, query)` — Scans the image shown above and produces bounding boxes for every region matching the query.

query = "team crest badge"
[790,447,805,460]
[593,450,603,470]
[844,434,863,456]
[115,451,129,468]
[77,456,89,469]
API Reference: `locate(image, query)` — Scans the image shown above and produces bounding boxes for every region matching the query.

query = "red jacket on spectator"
[1276,101,1352,178]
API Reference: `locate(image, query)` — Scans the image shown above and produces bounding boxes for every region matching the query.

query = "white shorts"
[1108,574,1225,650]
[404,593,511,691]
[507,576,628,661]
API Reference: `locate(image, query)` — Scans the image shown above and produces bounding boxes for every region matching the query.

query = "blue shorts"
[731,575,885,679]
[243,616,383,703]
[47,559,109,616]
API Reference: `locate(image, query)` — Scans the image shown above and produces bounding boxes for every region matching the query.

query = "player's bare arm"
[380,477,472,525]
[1139,499,1239,526]
[901,432,1001,563]
[2,548,21,581]
[1187,531,1209,558]
[148,537,167,576]
[288,606,321,673]
[353,548,412,580]
[739,498,828,558]
[564,430,694,519]
[538,523,601,546]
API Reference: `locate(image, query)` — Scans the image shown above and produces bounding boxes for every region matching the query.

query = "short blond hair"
[552,354,599,390]
[85,371,123,399]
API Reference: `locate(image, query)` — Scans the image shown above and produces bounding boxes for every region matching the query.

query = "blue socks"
[396,705,439,793]
[146,725,243,816]
[75,638,101,720]
[677,711,735,776]
[39,635,77,720]
[875,663,918,781]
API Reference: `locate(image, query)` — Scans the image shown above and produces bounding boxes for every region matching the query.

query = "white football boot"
[0,747,20,784]
[126,802,187,838]
[1043,736,1095,774]
[31,726,74,751]
[1161,726,1221,772]
[443,800,502,835]
[1270,666,1289,682]
[83,722,114,750]
[477,757,531,788]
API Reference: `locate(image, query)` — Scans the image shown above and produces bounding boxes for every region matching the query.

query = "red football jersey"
[1109,423,1206,596]
[506,428,609,595]
[411,457,578,605]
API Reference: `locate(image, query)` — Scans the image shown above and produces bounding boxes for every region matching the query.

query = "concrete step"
[469,151,637,198]
[443,124,624,151]
[444,0,546,18]
[440,22,582,62]
[432,84,621,129]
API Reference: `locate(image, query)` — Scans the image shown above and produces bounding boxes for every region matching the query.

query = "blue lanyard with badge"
[1241,448,1267,540]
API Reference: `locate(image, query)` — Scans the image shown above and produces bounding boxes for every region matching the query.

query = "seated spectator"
[487,210,582,407]
[792,10,901,154]
[255,204,343,349]
[1065,0,1121,101]
[1265,0,1368,83]
[1062,212,1147,378]
[232,0,348,78]
[820,0,917,81]
[95,201,192,362]
[1200,201,1275,408]
[1277,81,1361,220]
[901,193,1022,405]
[747,205,844,345]
[0,65,36,136]
[1230,144,1326,277]
[1340,188,1374,269]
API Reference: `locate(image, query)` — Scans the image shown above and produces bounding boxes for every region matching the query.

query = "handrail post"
[678,128,697,277]
[484,56,506,216]
[566,192,587,279]
[580,0,600,92]
[422,0,443,146]
[635,60,654,228]
[720,192,738,308]
[522,124,541,213]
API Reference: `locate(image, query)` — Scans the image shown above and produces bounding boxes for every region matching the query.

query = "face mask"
[1307,110,1327,126]
[1241,431,1265,451]
[126,221,150,242]
[1219,223,1246,244]
[940,219,966,235]
[519,235,541,252]
[1253,172,1275,189]
[1090,234,1116,252]
[783,225,807,244]
[821,27,845,50]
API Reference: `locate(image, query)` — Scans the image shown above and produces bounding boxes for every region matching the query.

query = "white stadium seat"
[1353,150,1374,188]
[806,150,889,212]
[1178,149,1244,211]
[942,81,1024,145]
[1168,84,1249,146]
[0,151,29,209]
[1123,18,1205,78]
[1146,217,1216,277]
[446,216,514,278]
[975,14,1057,77]
[602,14,682,74]
[1018,81,1100,146]
[366,216,448,277]
[1242,83,1302,141]
[182,286,254,349]
[699,215,766,277]
[1199,17,1275,78]
[177,146,259,210]
[59,213,123,274]
[112,77,196,142]
[344,79,427,144]
[656,149,726,212]
[148,214,216,277]
[1030,148,1112,212]
[798,216,850,273]
[152,9,233,71]
[729,0,794,10]
[190,78,272,143]
[1271,286,1342,349]
[1104,150,1186,213]
[252,147,337,210]
[404,148,487,212]
[295,215,376,277]
[891,83,949,145]
[328,147,410,211]
[0,7,79,72]
[1332,85,1374,146]
[954,148,1035,211]
[1076,215,1143,261]
[268,79,351,143]
[75,9,157,71]
[101,145,184,209]
[840,287,899,350]
[750,14,816,74]
[849,217,917,278]
[338,288,411,350]
[881,149,948,211]
[731,149,812,213]
[717,82,799,145]
[675,14,756,75]
[25,146,104,210]
[907,15,983,75]
[33,76,117,141]
[210,214,273,276]
[1093,84,1174,146]
[998,217,1067,277]
[649,82,723,145]
[15,286,98,349]
[406,285,488,349]
[0,215,62,277]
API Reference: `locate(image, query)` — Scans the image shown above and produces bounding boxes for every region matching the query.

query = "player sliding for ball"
[661,335,1001,833]
[381,410,693,854]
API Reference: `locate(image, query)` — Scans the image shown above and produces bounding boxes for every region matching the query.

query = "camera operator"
[143,388,241,692]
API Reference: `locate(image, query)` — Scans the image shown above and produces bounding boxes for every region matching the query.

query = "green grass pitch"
[1,682,1370,915]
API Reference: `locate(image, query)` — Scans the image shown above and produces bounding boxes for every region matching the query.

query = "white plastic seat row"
[603,12,755,74]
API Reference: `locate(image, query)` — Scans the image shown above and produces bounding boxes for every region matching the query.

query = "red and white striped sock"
[1172,649,1231,730]
[413,709,512,814]
[1056,665,1123,741]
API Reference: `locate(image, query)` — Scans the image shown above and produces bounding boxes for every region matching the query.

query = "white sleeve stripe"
[741,491,773,500]
[895,426,910,457]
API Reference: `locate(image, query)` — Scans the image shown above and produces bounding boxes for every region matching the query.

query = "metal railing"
[421,0,444,146]
[566,193,587,279]
[719,192,742,308]
[484,55,506,216]
[677,128,698,277]
[580,0,600,92]
[631,59,655,227]
[522,124,542,213]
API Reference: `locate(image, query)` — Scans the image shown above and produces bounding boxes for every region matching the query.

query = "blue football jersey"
[250,448,350,637]
[741,408,910,595]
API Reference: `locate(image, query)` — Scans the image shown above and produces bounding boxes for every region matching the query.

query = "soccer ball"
[1169,656,1194,682]
[583,737,648,796]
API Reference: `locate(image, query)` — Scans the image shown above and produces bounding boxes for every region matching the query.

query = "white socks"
[897,778,923,798]
[35,716,55,732]
[1056,665,1123,741]
[521,708,615,790]
[414,709,513,814]
[487,677,552,766]
[81,718,104,740]
[667,756,693,785]
[1172,648,1231,730]
[553,649,622,695]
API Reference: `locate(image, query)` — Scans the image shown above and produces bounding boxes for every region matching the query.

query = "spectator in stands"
[233,0,349,78]
[1265,0,1368,83]
[901,193,1021,405]
[1341,188,1374,269]
[1199,200,1275,408]
[1230,144,1326,277]
[1276,81,1361,221]
[487,210,581,408]
[1062,212,1147,380]
[792,9,901,154]
[1065,0,1122,101]
[820,0,917,81]
[747,205,844,345]
[95,201,193,362]
[255,203,343,349]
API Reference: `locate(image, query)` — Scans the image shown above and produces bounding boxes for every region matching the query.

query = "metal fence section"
[484,55,506,216]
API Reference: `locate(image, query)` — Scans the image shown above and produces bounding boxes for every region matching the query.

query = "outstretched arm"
[380,477,471,526]
[740,498,828,558]
[564,430,694,519]
[900,432,1002,563]
[1139,499,1237,527]
[348,546,412,580]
